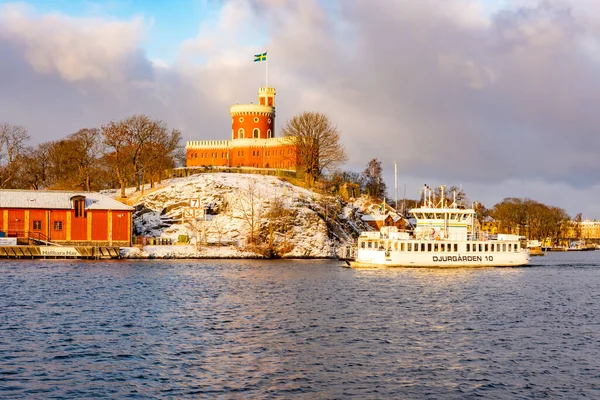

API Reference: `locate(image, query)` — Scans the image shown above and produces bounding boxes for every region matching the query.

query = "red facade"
[92,211,108,241]
[1,198,132,245]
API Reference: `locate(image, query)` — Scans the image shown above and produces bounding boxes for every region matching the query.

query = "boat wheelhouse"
[350,186,529,268]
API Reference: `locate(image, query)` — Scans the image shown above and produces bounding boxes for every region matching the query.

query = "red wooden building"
[0,190,134,246]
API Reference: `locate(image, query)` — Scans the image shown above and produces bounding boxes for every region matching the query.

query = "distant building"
[186,86,299,170]
[0,190,134,246]
[361,213,406,231]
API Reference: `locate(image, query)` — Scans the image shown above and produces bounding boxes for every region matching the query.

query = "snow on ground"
[107,172,374,259]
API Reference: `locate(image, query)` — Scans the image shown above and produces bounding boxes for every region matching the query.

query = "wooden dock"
[0,246,122,259]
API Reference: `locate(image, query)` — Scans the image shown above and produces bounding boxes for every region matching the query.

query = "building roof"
[361,214,392,222]
[0,190,134,211]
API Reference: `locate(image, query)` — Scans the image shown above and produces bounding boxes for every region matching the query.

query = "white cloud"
[0,3,147,82]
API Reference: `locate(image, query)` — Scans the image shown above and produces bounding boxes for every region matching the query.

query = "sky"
[1,0,600,219]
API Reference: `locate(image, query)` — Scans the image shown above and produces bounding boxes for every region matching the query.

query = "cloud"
[1,0,600,217]
[0,3,148,82]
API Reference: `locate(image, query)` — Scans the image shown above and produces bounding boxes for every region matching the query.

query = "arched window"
[253,128,260,138]
[267,129,272,138]
[238,128,245,138]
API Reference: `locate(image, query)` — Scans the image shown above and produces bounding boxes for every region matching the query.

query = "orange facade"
[186,141,298,169]
[232,114,274,140]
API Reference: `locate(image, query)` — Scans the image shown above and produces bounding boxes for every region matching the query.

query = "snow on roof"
[0,189,134,211]
[361,214,391,221]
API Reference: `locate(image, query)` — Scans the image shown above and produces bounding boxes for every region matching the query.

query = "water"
[1,253,599,399]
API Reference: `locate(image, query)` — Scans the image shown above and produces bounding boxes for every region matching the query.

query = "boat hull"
[352,250,530,268]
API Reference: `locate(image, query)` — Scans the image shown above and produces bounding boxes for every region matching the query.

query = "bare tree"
[102,115,182,195]
[101,120,133,198]
[0,123,30,188]
[68,128,103,191]
[361,158,387,199]
[17,143,52,189]
[140,128,182,189]
[234,178,264,246]
[282,112,347,185]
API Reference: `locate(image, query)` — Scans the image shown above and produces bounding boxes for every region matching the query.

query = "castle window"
[253,128,259,138]
[267,129,272,138]
[239,117,244,122]
[268,118,271,123]
[238,128,245,138]
[254,117,259,123]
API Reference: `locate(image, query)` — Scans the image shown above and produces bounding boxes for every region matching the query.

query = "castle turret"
[230,86,276,140]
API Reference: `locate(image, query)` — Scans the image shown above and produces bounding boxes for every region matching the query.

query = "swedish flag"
[254,52,267,62]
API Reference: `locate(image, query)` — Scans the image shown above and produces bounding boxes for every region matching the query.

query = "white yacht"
[349,186,530,268]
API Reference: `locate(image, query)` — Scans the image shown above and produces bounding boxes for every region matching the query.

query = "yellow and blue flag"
[254,52,267,62]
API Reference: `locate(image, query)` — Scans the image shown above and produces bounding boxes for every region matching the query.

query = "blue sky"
[0,0,225,63]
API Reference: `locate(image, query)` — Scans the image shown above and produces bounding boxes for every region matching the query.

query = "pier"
[0,246,122,259]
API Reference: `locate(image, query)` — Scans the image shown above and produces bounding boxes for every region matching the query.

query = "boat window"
[485,244,489,252]
[502,243,506,252]
[367,242,372,249]
[427,243,432,252]
[434,244,438,252]
[394,243,398,251]
[401,243,405,251]
[361,241,365,248]
[466,244,470,252]
[407,243,412,251]
[440,243,445,252]
[514,244,518,251]
[420,243,425,252]
[479,243,483,252]
[454,244,458,252]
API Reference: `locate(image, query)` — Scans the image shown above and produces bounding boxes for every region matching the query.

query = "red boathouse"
[0,190,134,246]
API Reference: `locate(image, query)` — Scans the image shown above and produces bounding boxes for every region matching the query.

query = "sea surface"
[1,252,600,399]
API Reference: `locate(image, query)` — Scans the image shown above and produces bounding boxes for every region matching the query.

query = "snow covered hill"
[105,173,376,259]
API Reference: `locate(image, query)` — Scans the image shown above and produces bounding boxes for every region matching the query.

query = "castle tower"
[230,86,276,140]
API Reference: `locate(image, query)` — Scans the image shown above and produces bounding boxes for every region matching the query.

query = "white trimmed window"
[267,129,272,138]
[253,128,260,138]
[238,128,245,138]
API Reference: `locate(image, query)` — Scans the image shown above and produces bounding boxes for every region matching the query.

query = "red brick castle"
[186,86,298,169]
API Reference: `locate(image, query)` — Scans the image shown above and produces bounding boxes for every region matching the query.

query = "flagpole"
[266,51,268,87]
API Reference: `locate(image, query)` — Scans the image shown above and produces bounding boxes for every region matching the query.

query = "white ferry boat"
[350,186,529,268]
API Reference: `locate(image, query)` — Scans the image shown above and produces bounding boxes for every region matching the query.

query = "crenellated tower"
[186,84,297,170]
[230,86,276,140]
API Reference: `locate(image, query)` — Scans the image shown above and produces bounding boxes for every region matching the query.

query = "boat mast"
[394,161,398,212]
[441,185,447,238]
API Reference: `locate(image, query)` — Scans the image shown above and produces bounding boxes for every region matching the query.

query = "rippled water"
[1,253,600,399]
